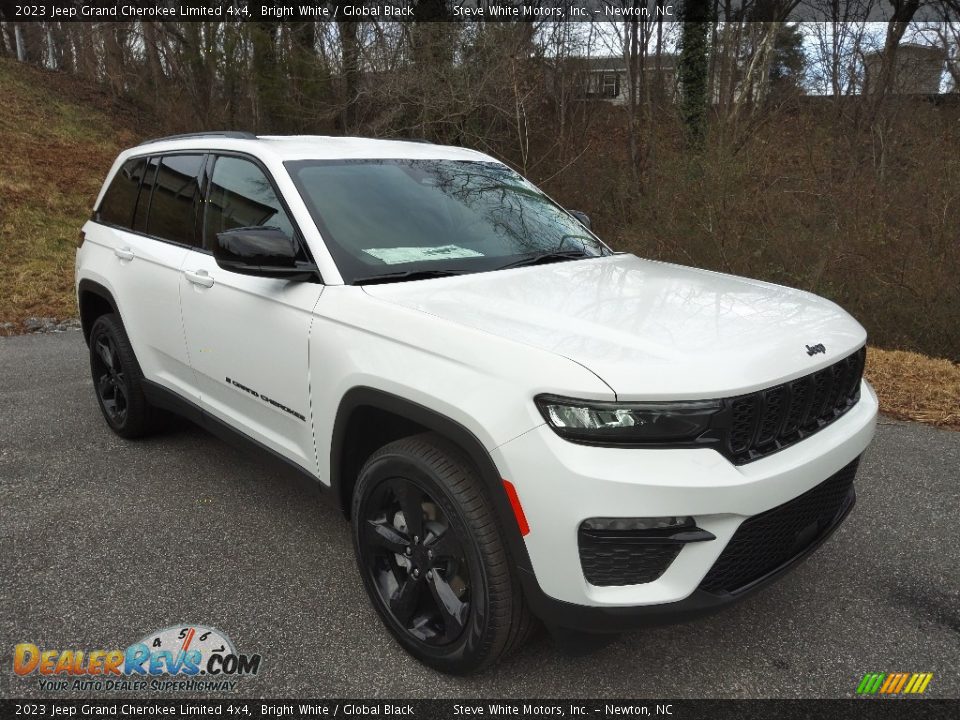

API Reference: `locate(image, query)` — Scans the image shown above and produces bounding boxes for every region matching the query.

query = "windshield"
[284,159,609,284]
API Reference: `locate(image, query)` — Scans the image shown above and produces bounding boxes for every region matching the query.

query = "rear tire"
[351,432,535,674]
[88,313,157,439]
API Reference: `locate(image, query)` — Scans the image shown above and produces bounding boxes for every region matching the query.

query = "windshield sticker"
[363,245,484,265]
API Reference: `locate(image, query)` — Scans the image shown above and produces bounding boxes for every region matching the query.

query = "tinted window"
[97,157,147,228]
[144,154,205,246]
[132,156,159,232]
[204,156,295,248]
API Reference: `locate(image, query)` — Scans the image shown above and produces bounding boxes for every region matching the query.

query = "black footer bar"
[3,699,958,720]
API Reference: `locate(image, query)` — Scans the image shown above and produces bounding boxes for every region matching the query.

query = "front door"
[179,154,322,473]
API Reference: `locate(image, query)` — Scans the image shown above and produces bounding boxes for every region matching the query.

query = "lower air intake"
[698,457,859,594]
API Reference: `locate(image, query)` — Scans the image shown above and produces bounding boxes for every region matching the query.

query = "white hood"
[363,254,867,399]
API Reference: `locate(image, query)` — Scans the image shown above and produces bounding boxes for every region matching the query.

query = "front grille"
[698,458,859,594]
[724,346,866,464]
[578,535,682,586]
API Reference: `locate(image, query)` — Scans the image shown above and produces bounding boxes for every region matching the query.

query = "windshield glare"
[285,159,607,283]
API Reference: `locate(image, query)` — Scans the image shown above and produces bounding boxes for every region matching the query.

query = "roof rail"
[138,131,257,146]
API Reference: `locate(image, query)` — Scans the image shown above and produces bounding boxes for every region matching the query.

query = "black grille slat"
[698,458,860,594]
[841,350,865,405]
[806,369,831,429]
[780,378,808,438]
[832,357,851,412]
[851,349,866,397]
[756,387,786,448]
[799,372,818,431]
[729,397,756,456]
[821,363,843,420]
[724,347,865,464]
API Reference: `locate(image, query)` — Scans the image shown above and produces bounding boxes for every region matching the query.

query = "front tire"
[351,433,534,674]
[88,313,156,439]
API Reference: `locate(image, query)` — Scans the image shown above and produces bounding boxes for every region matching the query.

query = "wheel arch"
[77,279,120,345]
[330,387,534,574]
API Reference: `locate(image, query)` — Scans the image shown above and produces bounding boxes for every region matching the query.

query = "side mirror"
[569,210,592,230]
[214,227,315,280]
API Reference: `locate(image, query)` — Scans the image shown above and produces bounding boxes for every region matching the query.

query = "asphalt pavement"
[1,331,958,699]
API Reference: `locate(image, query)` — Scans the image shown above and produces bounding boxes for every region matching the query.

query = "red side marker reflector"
[502,479,530,536]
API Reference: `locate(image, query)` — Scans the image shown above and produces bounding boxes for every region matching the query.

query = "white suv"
[76,132,878,673]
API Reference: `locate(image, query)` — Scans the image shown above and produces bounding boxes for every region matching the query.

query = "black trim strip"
[138,131,257,146]
[128,155,148,229]
[141,379,321,488]
[76,279,121,344]
[579,528,716,546]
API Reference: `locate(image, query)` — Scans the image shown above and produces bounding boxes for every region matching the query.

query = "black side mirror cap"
[214,227,317,281]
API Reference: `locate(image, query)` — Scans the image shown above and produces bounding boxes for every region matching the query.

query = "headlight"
[535,395,722,444]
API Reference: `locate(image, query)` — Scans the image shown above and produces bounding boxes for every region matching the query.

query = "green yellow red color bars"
[857,672,934,695]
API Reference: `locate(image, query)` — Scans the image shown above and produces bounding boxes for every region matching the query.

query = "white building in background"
[574,55,678,104]
[862,44,947,94]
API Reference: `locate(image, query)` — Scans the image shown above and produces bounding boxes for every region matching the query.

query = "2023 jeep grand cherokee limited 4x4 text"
[76,132,878,674]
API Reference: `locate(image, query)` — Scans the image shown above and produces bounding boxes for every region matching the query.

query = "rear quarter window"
[97,157,148,228]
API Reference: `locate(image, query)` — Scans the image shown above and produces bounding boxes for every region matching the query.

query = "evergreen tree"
[769,23,807,95]
[678,0,711,146]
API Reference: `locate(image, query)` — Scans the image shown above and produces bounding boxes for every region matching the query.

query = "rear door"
[90,154,200,402]
[179,153,322,472]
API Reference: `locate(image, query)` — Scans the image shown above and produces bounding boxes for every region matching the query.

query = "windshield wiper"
[495,250,591,271]
[353,269,466,286]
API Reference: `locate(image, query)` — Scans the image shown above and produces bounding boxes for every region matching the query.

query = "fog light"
[577,516,713,586]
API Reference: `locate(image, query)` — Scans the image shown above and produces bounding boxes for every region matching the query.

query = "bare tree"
[806,1,875,97]
[871,0,923,100]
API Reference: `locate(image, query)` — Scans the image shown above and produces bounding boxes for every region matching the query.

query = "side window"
[144,154,206,247]
[132,156,159,232]
[97,157,147,228]
[204,156,296,248]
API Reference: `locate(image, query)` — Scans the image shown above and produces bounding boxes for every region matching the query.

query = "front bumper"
[492,380,878,631]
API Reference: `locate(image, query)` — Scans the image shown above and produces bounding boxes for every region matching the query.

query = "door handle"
[114,247,135,261]
[184,269,215,288]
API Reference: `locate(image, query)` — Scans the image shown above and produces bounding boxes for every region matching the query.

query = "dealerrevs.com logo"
[857,672,934,696]
[13,625,262,693]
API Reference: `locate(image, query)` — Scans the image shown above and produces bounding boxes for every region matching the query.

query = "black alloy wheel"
[87,313,157,438]
[360,476,472,645]
[92,331,129,427]
[352,433,535,674]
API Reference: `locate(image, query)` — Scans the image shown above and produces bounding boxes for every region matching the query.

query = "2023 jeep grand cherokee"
[76,132,878,674]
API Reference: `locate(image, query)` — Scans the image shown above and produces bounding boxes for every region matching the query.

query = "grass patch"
[866,349,960,430]
[0,58,138,332]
